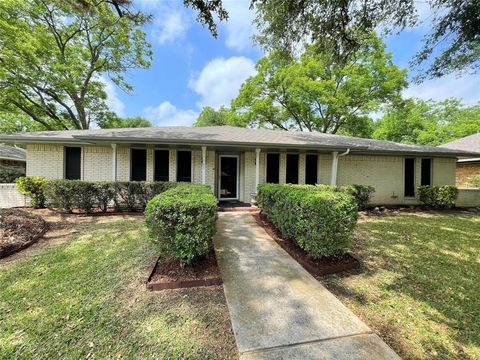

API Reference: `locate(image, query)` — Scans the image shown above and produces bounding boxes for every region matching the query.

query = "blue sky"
[105,0,480,126]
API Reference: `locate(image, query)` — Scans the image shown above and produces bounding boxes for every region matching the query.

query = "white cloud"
[404,74,480,105]
[221,0,257,51]
[153,10,190,45]
[143,101,198,126]
[189,56,256,109]
[101,77,125,117]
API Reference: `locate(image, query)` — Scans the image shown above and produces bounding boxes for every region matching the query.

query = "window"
[305,154,318,185]
[421,158,432,186]
[286,154,299,184]
[65,147,81,180]
[177,150,192,182]
[266,153,280,183]
[404,158,415,197]
[131,149,147,181]
[154,150,169,181]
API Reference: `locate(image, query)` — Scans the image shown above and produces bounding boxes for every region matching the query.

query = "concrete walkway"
[213,212,400,360]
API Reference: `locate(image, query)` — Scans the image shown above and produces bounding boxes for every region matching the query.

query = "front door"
[219,155,239,200]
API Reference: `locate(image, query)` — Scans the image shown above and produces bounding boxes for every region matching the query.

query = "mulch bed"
[0,209,47,258]
[252,211,360,276]
[146,250,222,291]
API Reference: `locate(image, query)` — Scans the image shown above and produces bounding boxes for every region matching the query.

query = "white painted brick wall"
[83,146,112,181]
[26,144,64,179]
[0,184,30,208]
[116,146,130,181]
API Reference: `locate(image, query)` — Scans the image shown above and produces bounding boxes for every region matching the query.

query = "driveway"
[214,211,400,360]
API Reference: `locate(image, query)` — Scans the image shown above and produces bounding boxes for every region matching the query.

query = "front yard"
[0,214,237,359]
[322,212,480,359]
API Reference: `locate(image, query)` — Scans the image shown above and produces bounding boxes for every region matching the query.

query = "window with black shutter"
[176,150,192,182]
[131,149,147,181]
[286,154,299,184]
[65,147,81,180]
[266,153,280,183]
[154,150,169,181]
[421,158,432,186]
[404,158,415,197]
[305,154,318,185]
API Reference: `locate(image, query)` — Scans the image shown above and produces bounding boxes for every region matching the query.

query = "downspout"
[330,148,350,185]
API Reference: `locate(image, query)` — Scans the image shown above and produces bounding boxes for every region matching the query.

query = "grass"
[0,217,237,359]
[321,212,480,360]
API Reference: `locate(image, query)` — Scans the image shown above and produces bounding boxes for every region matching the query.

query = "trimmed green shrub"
[466,174,480,188]
[257,184,358,258]
[15,176,47,208]
[0,168,25,183]
[417,185,458,209]
[145,184,217,265]
[94,182,116,212]
[43,180,180,213]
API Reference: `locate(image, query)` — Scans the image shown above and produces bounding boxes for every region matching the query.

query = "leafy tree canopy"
[231,34,406,137]
[98,115,152,129]
[373,98,480,145]
[0,0,152,130]
[251,0,480,79]
[194,106,245,127]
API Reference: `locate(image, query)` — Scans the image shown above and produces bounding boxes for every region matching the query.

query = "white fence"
[0,184,30,208]
[457,188,480,208]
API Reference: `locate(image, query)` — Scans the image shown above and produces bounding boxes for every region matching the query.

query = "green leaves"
[0,0,151,129]
[373,98,480,145]
[232,33,407,136]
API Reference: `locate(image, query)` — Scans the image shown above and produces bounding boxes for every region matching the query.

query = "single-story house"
[440,133,480,187]
[0,144,26,177]
[1,126,479,205]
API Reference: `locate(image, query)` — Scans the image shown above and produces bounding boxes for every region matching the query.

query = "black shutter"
[154,150,169,181]
[286,154,299,184]
[131,149,147,181]
[65,147,81,180]
[404,158,415,197]
[266,153,280,183]
[421,158,432,186]
[177,150,192,182]
[305,154,318,185]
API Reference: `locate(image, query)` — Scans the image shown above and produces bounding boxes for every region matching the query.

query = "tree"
[0,111,61,134]
[0,0,151,130]
[98,115,152,129]
[232,34,406,136]
[251,0,480,79]
[194,106,244,127]
[373,98,480,145]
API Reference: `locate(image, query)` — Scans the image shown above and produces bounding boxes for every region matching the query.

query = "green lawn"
[321,212,480,360]
[0,217,237,359]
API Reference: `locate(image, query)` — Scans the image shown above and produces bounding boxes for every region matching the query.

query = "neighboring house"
[0,126,479,205]
[440,134,480,187]
[0,144,26,182]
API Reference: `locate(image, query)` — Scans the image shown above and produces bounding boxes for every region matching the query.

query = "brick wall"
[456,162,480,186]
[26,144,64,179]
[83,146,112,181]
[0,183,30,208]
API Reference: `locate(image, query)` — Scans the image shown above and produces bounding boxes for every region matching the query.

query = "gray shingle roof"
[440,133,480,152]
[1,126,479,157]
[0,144,26,161]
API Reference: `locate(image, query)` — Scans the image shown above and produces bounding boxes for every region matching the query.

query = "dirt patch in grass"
[253,211,360,276]
[147,250,222,290]
[0,209,47,258]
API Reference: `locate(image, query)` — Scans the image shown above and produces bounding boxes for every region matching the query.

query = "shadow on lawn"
[322,214,480,359]
[0,218,237,359]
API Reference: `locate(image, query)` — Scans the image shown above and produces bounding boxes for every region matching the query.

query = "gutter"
[330,148,350,185]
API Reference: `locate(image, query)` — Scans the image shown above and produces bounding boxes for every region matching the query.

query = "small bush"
[417,185,458,209]
[257,184,358,258]
[145,184,217,265]
[466,174,480,188]
[44,180,78,212]
[0,168,25,183]
[94,182,116,212]
[15,176,47,208]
